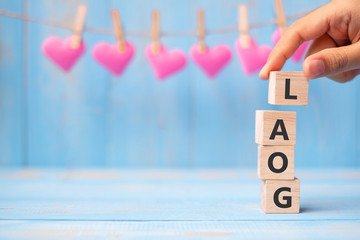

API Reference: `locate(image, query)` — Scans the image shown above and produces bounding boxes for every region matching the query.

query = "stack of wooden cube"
[255,71,309,213]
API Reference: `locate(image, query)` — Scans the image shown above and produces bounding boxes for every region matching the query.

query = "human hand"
[259,0,360,83]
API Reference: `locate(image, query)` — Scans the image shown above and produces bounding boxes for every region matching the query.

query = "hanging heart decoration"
[92,41,134,76]
[190,44,232,78]
[272,28,310,62]
[145,44,187,80]
[42,36,85,72]
[235,38,272,75]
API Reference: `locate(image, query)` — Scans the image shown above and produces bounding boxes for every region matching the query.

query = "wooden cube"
[258,145,294,180]
[268,71,309,105]
[261,178,300,214]
[255,110,296,146]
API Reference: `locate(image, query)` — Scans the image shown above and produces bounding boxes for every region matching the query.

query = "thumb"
[303,42,360,80]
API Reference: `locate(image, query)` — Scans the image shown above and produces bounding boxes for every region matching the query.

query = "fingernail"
[308,59,325,78]
[259,65,267,79]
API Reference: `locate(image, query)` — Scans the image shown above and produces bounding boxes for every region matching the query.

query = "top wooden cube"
[268,71,309,106]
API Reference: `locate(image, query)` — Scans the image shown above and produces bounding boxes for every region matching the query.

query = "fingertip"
[302,58,312,79]
[303,57,325,79]
[259,66,269,80]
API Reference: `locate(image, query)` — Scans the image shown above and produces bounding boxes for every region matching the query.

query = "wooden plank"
[190,0,268,167]
[298,79,358,167]
[27,0,111,166]
[25,0,194,167]
[0,220,360,239]
[0,169,359,221]
[0,0,357,168]
[105,0,193,167]
[0,1,25,166]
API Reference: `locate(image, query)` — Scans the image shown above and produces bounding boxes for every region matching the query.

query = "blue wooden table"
[0,168,359,239]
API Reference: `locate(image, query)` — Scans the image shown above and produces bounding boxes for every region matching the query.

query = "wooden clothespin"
[151,10,160,54]
[238,4,250,48]
[112,10,126,52]
[197,9,206,53]
[274,0,286,34]
[71,5,87,49]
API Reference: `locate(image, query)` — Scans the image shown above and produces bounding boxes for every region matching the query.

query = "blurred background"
[0,0,358,168]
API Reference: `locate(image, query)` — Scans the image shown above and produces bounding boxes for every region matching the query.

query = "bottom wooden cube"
[261,178,300,214]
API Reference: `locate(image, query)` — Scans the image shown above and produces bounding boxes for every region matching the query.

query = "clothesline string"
[0,8,315,37]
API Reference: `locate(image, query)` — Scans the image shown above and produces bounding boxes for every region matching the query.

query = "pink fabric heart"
[42,36,85,72]
[235,38,272,75]
[145,44,187,80]
[271,28,283,46]
[272,28,310,62]
[92,41,134,76]
[291,41,310,62]
[190,45,232,78]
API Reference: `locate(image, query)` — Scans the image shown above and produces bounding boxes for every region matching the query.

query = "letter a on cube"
[268,71,309,105]
[261,178,300,213]
[255,110,296,145]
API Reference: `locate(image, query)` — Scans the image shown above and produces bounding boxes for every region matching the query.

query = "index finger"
[259,4,331,79]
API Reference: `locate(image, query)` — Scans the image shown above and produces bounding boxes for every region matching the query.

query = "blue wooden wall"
[0,0,358,167]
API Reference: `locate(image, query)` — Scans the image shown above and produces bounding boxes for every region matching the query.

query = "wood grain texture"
[255,110,296,145]
[261,177,300,213]
[0,1,26,166]
[0,168,359,239]
[0,0,359,167]
[258,145,294,180]
[0,220,360,240]
[268,71,309,105]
